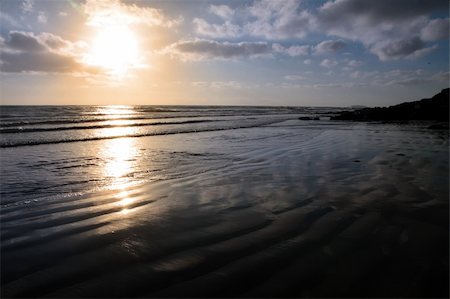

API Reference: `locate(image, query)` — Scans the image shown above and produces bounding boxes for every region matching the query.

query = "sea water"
[1,105,448,297]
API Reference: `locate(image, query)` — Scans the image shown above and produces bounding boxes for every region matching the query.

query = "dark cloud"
[192,0,448,62]
[317,0,448,60]
[371,37,436,61]
[7,31,47,52]
[421,18,450,41]
[0,31,93,74]
[1,51,78,73]
[377,37,423,57]
[318,0,447,26]
[164,39,271,60]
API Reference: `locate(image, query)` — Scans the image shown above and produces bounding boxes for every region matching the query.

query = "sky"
[0,0,449,106]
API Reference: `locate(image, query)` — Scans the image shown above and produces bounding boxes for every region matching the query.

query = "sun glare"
[83,23,144,77]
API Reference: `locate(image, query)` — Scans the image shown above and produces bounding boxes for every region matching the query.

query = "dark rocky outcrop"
[332,88,449,122]
[299,116,320,120]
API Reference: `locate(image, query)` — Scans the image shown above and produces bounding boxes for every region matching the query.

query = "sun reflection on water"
[102,136,139,214]
[104,138,136,179]
[99,106,136,118]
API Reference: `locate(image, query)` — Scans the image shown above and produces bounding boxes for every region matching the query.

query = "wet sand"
[1,122,448,298]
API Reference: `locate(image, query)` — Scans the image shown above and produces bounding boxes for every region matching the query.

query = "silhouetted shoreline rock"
[299,116,320,120]
[332,88,449,122]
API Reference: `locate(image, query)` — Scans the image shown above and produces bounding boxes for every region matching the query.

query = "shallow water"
[1,106,448,297]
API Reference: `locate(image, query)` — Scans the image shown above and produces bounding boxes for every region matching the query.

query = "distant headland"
[332,88,449,122]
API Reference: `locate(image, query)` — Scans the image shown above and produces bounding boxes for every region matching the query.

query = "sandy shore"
[1,122,448,297]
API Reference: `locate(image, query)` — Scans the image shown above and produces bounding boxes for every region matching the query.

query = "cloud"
[383,69,449,86]
[320,58,338,68]
[0,31,95,74]
[1,12,22,27]
[272,43,310,56]
[284,75,305,81]
[314,40,346,54]
[22,0,33,13]
[385,78,433,86]
[6,31,46,52]
[318,0,447,29]
[1,51,79,73]
[303,59,312,64]
[83,0,182,28]
[421,18,450,41]
[194,0,313,40]
[370,36,437,61]
[349,69,448,86]
[164,40,315,60]
[245,0,313,39]
[193,18,242,38]
[209,5,235,20]
[347,59,363,67]
[349,70,379,79]
[317,0,448,60]
[190,0,447,62]
[192,80,244,89]
[38,11,47,24]
[163,39,272,61]
[432,71,450,82]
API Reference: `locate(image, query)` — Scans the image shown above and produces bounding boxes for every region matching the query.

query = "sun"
[83,25,144,77]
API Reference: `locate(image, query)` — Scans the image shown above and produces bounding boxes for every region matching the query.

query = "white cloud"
[38,11,47,24]
[59,12,68,17]
[193,18,242,38]
[209,5,235,20]
[350,70,379,79]
[83,0,182,28]
[349,68,447,86]
[0,12,21,27]
[284,75,305,81]
[194,0,313,40]
[21,0,33,13]
[163,39,272,61]
[307,83,359,88]
[245,0,313,39]
[320,58,338,68]
[385,78,433,86]
[193,80,244,89]
[314,39,345,55]
[303,59,312,64]
[347,59,363,67]
[272,43,310,56]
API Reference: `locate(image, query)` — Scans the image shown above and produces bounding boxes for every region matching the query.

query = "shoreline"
[1,121,448,297]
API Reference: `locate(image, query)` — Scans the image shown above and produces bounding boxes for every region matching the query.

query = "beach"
[1,106,449,297]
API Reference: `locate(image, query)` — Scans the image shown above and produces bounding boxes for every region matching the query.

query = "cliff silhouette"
[332,88,449,122]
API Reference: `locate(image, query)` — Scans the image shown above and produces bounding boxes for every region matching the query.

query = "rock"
[332,88,449,122]
[299,116,320,120]
[428,123,449,130]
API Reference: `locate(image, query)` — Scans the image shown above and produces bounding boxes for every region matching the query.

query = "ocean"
[1,105,448,297]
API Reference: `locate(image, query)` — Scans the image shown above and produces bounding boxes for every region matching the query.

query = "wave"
[0,112,304,128]
[0,119,214,134]
[0,119,288,148]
